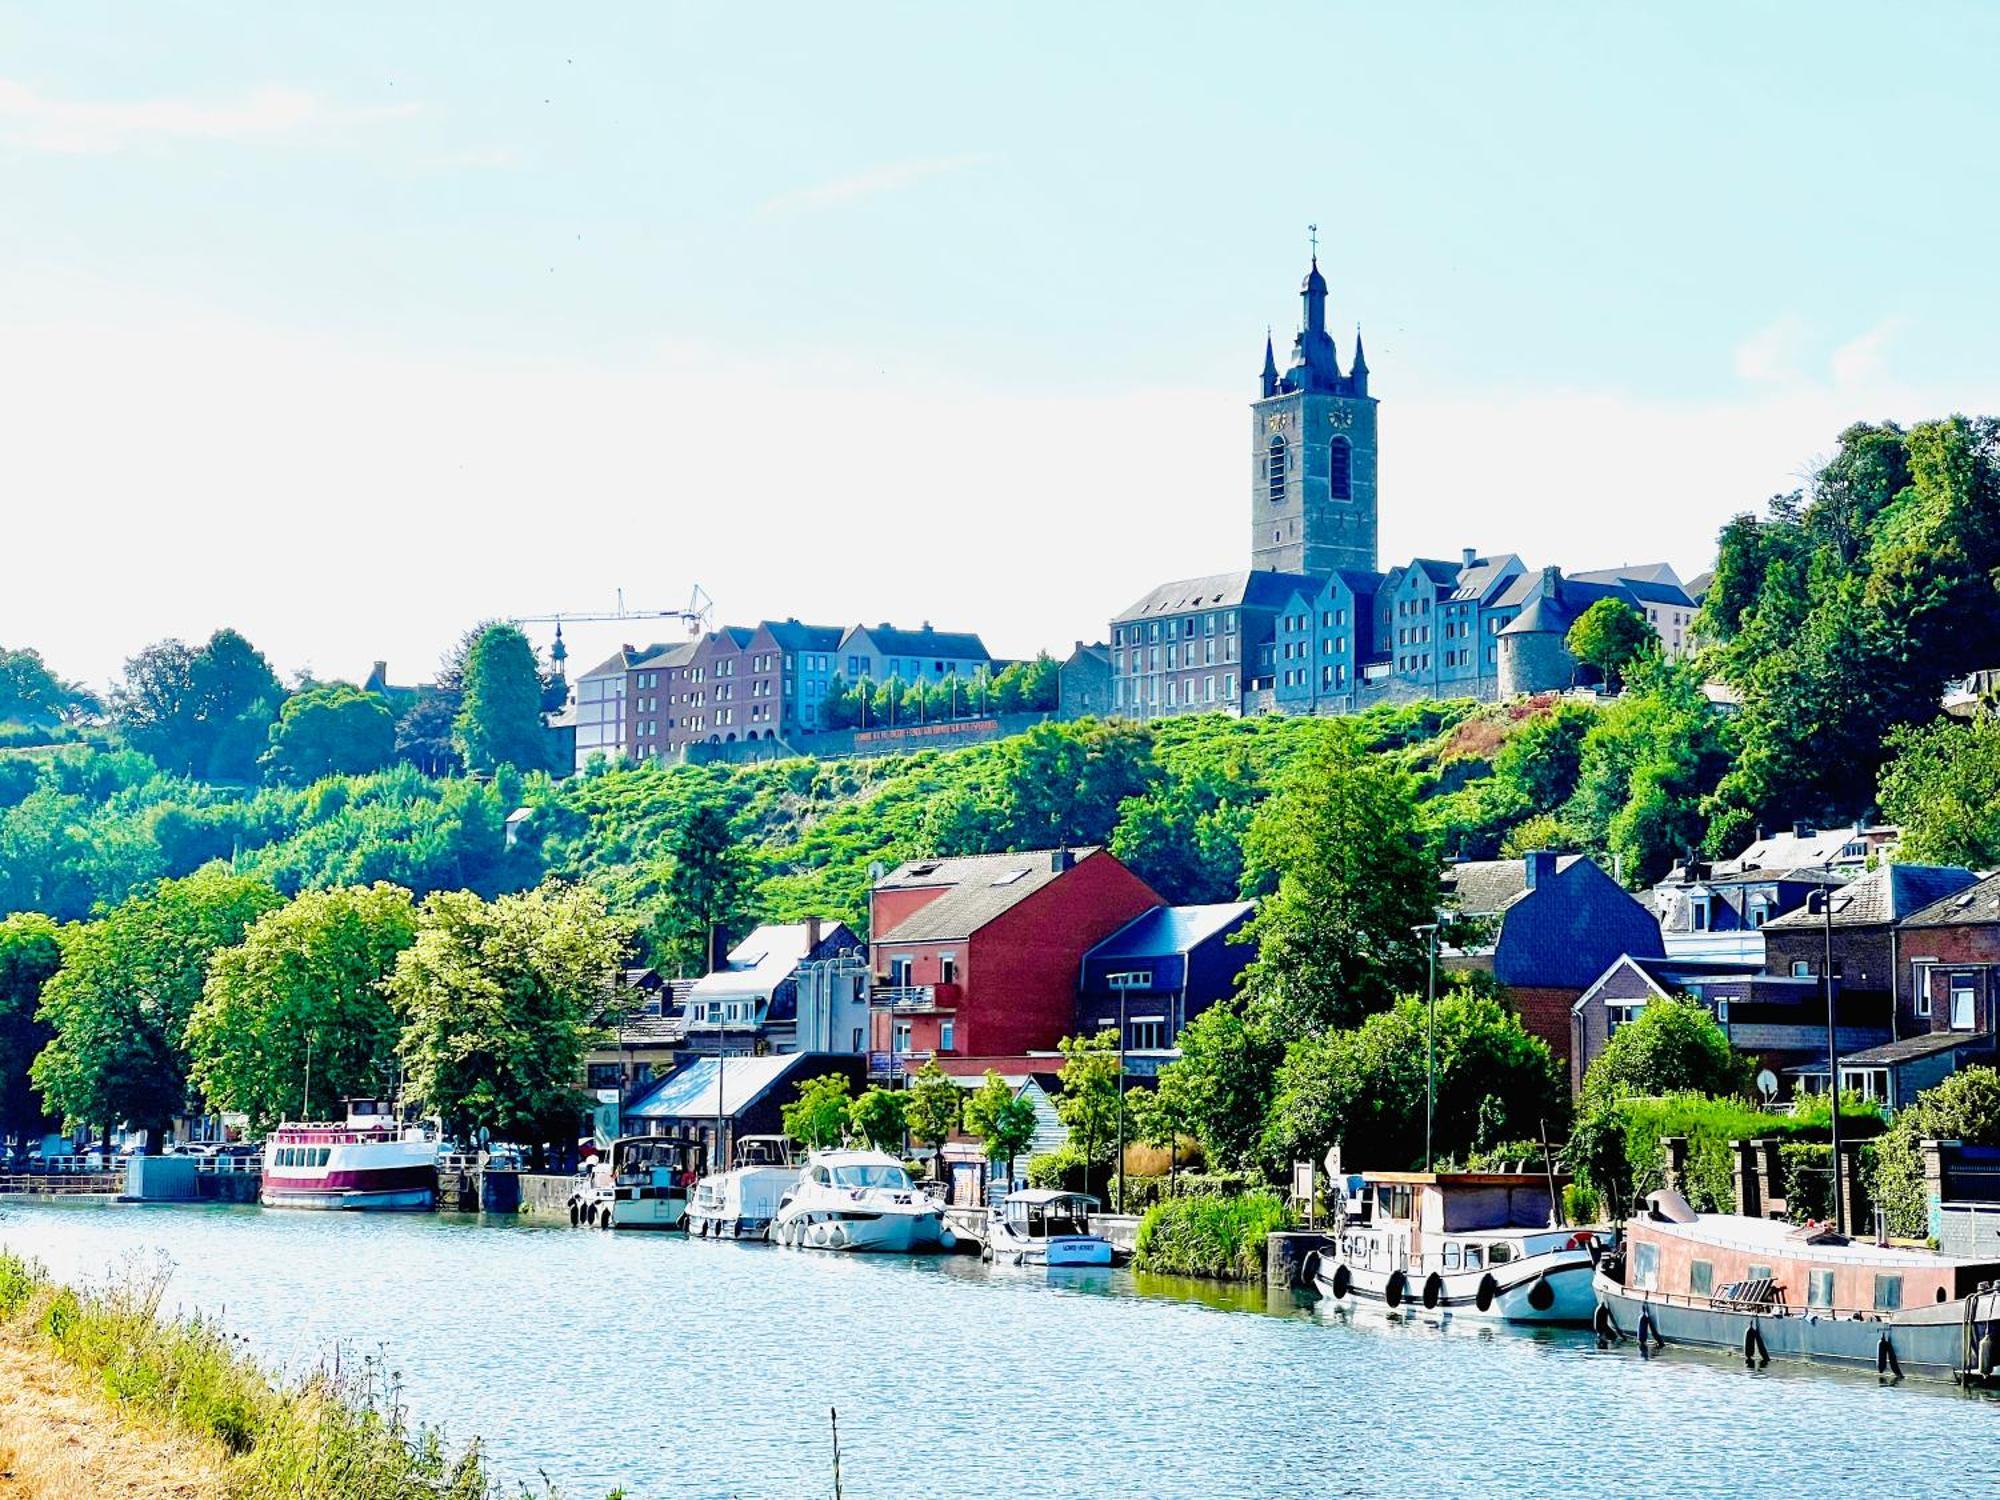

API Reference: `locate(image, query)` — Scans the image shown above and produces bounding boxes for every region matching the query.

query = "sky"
[4,2,1999,690]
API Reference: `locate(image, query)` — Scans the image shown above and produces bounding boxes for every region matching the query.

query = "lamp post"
[1413,920,1441,1171]
[1108,974,1141,1215]
[1811,874,1846,1234]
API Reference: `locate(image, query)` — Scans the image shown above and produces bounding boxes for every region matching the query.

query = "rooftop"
[1763,862,1977,930]
[1898,869,2000,929]
[1441,855,1585,914]
[622,1054,824,1122]
[687,920,850,1004]
[1086,901,1255,961]
[1113,569,1315,623]
[875,848,1104,943]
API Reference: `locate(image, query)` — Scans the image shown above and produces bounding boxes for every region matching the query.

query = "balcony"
[870,982,961,1012]
[867,1049,935,1082]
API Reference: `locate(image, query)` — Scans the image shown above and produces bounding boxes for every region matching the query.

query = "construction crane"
[508,586,715,672]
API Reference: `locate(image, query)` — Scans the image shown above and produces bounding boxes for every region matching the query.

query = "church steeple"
[1260,329,1279,398]
[1351,325,1369,395]
[1301,256,1328,337]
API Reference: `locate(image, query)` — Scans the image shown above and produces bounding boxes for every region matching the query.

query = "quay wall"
[1266,1230,1323,1287]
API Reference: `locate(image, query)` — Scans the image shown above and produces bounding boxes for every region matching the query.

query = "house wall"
[872,883,950,939]
[1764,924,1920,1031]
[1507,985,1584,1070]
[1569,958,1663,1093]
[1907,925,2000,1035]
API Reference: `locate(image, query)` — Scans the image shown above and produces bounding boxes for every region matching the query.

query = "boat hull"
[1315,1249,1599,1325]
[773,1207,954,1253]
[991,1232,1116,1267]
[261,1185,435,1211]
[1593,1271,2000,1381]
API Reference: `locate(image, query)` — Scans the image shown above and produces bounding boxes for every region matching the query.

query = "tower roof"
[1302,256,1328,296]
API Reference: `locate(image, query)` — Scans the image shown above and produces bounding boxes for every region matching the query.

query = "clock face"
[1328,404,1356,431]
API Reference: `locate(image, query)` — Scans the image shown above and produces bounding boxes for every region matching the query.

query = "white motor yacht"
[688,1135,797,1240]
[770,1148,957,1253]
[567,1136,697,1230]
[986,1189,1115,1267]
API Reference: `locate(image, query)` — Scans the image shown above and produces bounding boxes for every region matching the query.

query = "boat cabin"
[602,1136,699,1189]
[1344,1171,1572,1276]
[1001,1190,1097,1240]
[732,1135,794,1169]
[1624,1192,2000,1316]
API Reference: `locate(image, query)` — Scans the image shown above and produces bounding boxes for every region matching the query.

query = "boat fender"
[1423,1272,1445,1311]
[1299,1249,1319,1288]
[1384,1269,1407,1309]
[1330,1263,1352,1300]
[827,1224,848,1250]
[568,1201,579,1227]
[1878,1333,1902,1379]
[1745,1324,1769,1368]
[1981,1331,1996,1381]
[939,1227,957,1250]
[1592,1302,1617,1347]
[1587,1238,1603,1269]
[1475,1274,1499,1313]
[1638,1312,1659,1354]
[1527,1277,1556,1313]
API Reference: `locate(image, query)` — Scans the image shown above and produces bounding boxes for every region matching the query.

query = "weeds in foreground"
[0,1249,604,1499]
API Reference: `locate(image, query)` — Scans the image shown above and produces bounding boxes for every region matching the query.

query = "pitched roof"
[623,1054,821,1121]
[629,639,699,671]
[760,619,845,652]
[1408,557,1463,588]
[1799,1031,1995,1068]
[1448,554,1522,603]
[841,623,990,660]
[875,848,1103,942]
[1763,863,1978,930]
[687,921,853,1003]
[1087,902,1255,961]
[1440,855,1586,914]
[1899,870,2000,929]
[1113,570,1314,623]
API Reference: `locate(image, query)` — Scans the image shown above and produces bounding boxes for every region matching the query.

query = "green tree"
[260,685,397,785]
[782,1071,852,1149]
[184,884,418,1132]
[114,630,283,781]
[0,647,95,728]
[1235,724,1432,1037]
[386,883,625,1152]
[451,624,548,774]
[1878,715,2000,869]
[1578,997,1751,1110]
[1110,758,1258,904]
[0,913,63,1140]
[1566,598,1656,690]
[962,1068,1039,1190]
[904,1060,963,1179]
[1258,989,1565,1175]
[646,802,759,976]
[1872,1067,2000,1237]
[1148,999,1282,1172]
[990,720,1158,850]
[847,1086,909,1153]
[1052,1030,1122,1171]
[30,869,281,1142]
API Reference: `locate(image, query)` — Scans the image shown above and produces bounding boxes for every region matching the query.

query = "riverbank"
[0,1250,577,1500]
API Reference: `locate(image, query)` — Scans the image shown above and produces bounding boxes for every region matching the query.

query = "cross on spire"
[1308,222,1318,259]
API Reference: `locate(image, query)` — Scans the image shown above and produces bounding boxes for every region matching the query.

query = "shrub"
[1871,1066,2000,1237]
[1778,1141,1834,1224]
[1133,1191,1291,1280]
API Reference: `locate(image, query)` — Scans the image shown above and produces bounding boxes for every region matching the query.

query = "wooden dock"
[0,1172,124,1199]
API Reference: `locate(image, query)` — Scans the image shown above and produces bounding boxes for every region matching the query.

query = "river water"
[0,1201,1992,1498]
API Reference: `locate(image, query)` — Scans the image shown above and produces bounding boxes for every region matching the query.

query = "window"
[1747,1263,1773,1283]
[1792,961,1812,978]
[1916,980,1933,1019]
[1689,1260,1714,1297]
[1328,436,1352,501]
[1809,1268,1836,1310]
[1632,1241,1659,1290]
[1691,899,1709,932]
[1128,1017,1167,1050]
[1951,974,1977,1030]
[1267,435,1288,504]
[939,1019,955,1052]
[939,953,957,985]
[889,956,912,987]
[1874,1274,1903,1311]
[1105,969,1154,990]
[892,1021,912,1053]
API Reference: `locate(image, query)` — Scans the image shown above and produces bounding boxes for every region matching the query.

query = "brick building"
[867,847,1161,1080]
[1899,872,2000,1038]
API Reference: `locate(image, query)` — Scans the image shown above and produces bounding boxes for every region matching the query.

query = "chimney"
[1792,820,1813,839]
[1050,848,1074,874]
[1540,565,1562,596]
[1524,850,1558,891]
[804,915,822,953]
[1461,547,1478,569]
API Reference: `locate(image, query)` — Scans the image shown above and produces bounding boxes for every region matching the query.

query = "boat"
[770,1148,957,1253]
[687,1135,797,1240]
[985,1189,1115,1267]
[259,1099,439,1211]
[1593,1188,2000,1382]
[1312,1169,1603,1324]
[568,1136,698,1230]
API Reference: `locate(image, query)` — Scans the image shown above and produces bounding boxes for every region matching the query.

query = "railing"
[869,984,959,1011]
[195,1156,261,1176]
[0,1171,125,1196]
[867,1050,936,1080]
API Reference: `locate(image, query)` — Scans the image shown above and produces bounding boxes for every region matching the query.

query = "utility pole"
[1109,975,1137,1215]
[1414,921,1440,1171]
[1816,872,1845,1234]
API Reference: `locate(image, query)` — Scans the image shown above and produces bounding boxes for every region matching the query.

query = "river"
[0,1201,1991,1498]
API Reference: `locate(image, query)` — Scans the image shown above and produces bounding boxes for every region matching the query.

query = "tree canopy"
[1577,996,1751,1110]
[260,685,397,785]
[114,630,284,781]
[1565,598,1655,689]
[452,624,548,775]
[646,802,759,976]
[0,912,62,1139]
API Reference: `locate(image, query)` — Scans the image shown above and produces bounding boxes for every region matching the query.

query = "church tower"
[1250,253,1378,576]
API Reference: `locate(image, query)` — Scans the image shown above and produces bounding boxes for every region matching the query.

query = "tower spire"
[1260,327,1279,397]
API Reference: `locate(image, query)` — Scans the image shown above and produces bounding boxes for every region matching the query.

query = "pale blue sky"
[4,3,1997,685]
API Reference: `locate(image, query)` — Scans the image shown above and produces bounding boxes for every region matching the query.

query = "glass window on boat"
[1748,1264,1773,1283]
[1874,1274,1903,1311]
[1689,1260,1714,1297]
[1487,1242,1513,1266]
[1442,1242,1460,1270]
[831,1164,911,1191]
[1463,1243,1482,1270]
[316,1148,331,1166]
[1632,1241,1659,1290]
[1809,1269,1836,1310]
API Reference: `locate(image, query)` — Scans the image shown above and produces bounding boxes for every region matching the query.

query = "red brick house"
[1899,872,2000,1039]
[867,848,1162,1081]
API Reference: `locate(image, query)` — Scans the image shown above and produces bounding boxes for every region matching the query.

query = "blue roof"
[1087,902,1255,961]
[623,1055,805,1121]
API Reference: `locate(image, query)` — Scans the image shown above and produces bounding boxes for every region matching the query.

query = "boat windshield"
[831,1164,911,1191]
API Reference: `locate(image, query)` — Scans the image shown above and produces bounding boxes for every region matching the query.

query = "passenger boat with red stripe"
[260,1099,440,1211]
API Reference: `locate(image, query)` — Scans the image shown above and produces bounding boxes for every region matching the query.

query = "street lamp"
[1413,919,1442,1171]
[1808,875,1848,1234]
[1108,973,1143,1215]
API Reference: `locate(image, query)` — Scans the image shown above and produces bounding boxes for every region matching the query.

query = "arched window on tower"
[1267,436,1288,504]
[1328,436,1353,501]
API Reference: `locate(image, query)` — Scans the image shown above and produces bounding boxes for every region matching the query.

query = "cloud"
[0,79,419,154]
[1733,315,1808,384]
[1831,318,1905,388]
[759,154,992,216]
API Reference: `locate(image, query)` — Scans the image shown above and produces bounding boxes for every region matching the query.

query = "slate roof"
[875,848,1101,943]
[630,639,699,671]
[1763,863,1978,930]
[688,921,853,1003]
[1086,902,1255,961]
[1440,855,1586,914]
[1113,570,1314,623]
[1448,554,1522,603]
[1731,823,1879,871]
[1899,870,2000,928]
[1408,557,1464,589]
[576,647,651,680]
[1496,578,1633,635]
[1797,1031,1995,1068]
[760,619,844,652]
[615,1014,687,1046]
[841,623,990,660]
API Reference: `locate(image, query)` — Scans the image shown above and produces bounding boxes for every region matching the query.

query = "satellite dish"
[1756,1069,1779,1102]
